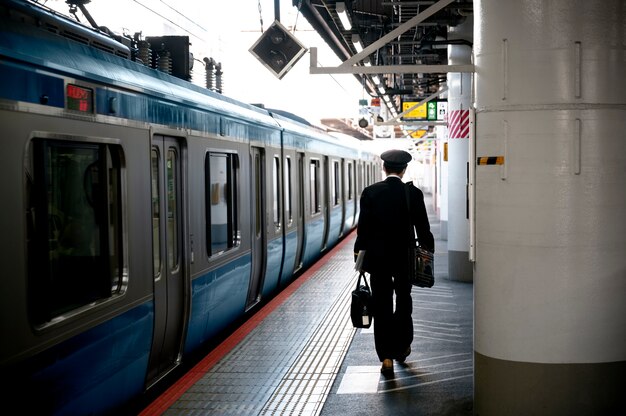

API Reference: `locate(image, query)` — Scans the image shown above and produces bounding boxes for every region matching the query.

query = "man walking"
[354,149,434,375]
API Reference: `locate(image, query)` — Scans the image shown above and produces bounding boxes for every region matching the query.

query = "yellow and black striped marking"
[477,156,504,165]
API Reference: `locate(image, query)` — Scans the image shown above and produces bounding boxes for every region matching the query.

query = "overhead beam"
[383,121,448,127]
[340,0,455,67]
[310,48,474,74]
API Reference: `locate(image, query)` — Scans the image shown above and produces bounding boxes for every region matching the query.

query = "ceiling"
[297,0,473,137]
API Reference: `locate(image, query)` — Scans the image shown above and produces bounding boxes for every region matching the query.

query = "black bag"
[405,183,435,288]
[351,271,373,328]
[409,245,434,288]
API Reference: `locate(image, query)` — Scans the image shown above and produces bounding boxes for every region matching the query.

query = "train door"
[247,147,266,309]
[294,152,305,272]
[147,135,186,387]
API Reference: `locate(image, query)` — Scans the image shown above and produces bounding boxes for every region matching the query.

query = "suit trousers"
[370,271,413,361]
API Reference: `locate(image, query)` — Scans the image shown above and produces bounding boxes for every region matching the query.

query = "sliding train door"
[247,147,266,309]
[146,135,186,387]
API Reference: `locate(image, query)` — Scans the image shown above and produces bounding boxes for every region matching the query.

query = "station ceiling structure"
[296,0,474,137]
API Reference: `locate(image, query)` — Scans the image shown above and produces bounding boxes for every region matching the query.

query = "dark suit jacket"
[354,176,434,275]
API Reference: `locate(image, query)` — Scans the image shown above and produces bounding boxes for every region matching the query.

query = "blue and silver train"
[0,1,380,414]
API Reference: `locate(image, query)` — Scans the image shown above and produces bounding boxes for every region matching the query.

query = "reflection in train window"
[26,139,125,325]
[205,152,239,256]
[309,159,321,214]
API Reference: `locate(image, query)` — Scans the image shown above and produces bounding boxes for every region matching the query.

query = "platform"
[139,202,473,416]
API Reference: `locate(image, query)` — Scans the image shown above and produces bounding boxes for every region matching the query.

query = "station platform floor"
[139,202,474,416]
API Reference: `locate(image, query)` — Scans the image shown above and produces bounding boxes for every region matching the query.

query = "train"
[0,1,381,414]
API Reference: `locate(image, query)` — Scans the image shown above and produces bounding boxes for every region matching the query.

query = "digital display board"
[66,84,93,113]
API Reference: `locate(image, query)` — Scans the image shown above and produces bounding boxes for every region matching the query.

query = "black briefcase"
[351,272,373,328]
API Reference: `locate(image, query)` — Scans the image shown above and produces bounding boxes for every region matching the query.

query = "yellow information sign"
[402,102,427,119]
[409,129,427,139]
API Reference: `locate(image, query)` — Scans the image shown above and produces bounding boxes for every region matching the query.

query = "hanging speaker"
[249,20,307,80]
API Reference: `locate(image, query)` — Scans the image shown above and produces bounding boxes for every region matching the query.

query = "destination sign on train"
[66,84,94,113]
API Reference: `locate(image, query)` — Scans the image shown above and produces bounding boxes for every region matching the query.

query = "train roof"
[0,0,279,130]
[0,0,375,158]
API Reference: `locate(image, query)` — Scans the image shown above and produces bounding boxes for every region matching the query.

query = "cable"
[132,0,205,41]
[258,0,264,33]
[157,0,207,33]
[293,0,302,32]
[316,58,358,98]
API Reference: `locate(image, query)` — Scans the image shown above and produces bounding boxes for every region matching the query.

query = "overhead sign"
[402,101,427,119]
[409,129,427,139]
[402,99,447,121]
[427,101,437,120]
[437,101,447,120]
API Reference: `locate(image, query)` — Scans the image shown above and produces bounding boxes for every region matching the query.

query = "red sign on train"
[66,84,93,113]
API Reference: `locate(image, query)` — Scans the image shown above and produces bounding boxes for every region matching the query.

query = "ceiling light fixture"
[351,33,363,52]
[336,2,352,30]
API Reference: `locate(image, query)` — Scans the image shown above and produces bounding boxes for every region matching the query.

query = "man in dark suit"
[354,149,434,375]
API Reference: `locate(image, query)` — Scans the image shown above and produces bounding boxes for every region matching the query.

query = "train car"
[0,0,380,414]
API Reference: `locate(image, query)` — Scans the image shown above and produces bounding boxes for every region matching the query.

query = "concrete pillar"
[437,123,448,240]
[474,1,626,414]
[447,15,473,282]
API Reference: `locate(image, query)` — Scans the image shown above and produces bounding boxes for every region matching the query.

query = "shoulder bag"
[405,183,435,288]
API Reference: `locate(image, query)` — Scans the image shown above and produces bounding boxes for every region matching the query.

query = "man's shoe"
[396,346,411,363]
[381,359,393,374]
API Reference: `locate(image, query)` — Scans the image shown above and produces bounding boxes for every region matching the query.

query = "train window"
[309,159,321,214]
[166,149,179,269]
[356,163,363,194]
[272,156,281,228]
[27,139,125,325]
[332,160,340,206]
[205,152,239,256]
[347,162,354,200]
[285,156,292,225]
[254,154,261,237]
[151,149,161,278]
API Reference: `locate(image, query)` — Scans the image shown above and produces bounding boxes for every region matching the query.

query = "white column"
[438,123,449,240]
[474,0,626,414]
[447,15,473,281]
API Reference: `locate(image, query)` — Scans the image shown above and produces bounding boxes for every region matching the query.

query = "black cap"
[381,149,412,169]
